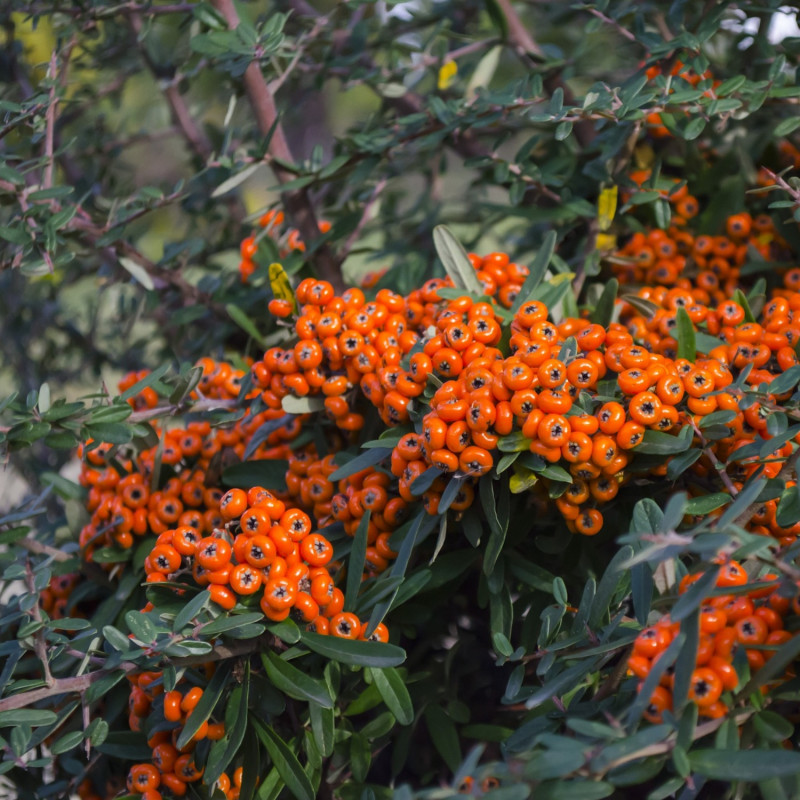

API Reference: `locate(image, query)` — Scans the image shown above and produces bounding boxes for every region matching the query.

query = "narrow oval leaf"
[690,749,800,781]
[262,651,333,708]
[432,225,483,295]
[300,632,406,668]
[367,667,414,725]
[254,721,315,800]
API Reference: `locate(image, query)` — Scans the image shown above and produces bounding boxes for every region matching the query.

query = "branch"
[600,710,754,775]
[493,0,546,59]
[0,638,259,714]
[210,0,344,291]
[25,560,54,687]
[17,537,73,564]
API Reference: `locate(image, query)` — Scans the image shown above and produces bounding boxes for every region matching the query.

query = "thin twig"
[600,711,754,775]
[17,538,72,564]
[585,8,638,43]
[25,560,54,687]
[42,51,59,191]
[0,638,259,714]
[493,0,546,59]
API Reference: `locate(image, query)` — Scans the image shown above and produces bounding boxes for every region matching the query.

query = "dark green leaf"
[590,278,618,326]
[253,720,315,800]
[262,651,333,708]
[346,510,371,612]
[676,307,696,362]
[309,703,335,758]
[367,667,414,725]
[300,632,405,668]
[204,663,250,786]
[173,589,210,632]
[423,704,461,772]
[177,662,231,748]
[328,448,392,482]
[635,425,692,455]
[511,231,558,313]
[221,460,290,490]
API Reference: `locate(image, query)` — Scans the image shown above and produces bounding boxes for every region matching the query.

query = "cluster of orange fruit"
[76,360,309,562]
[629,561,793,723]
[118,667,237,800]
[143,484,387,638]
[613,186,781,293]
[239,209,331,283]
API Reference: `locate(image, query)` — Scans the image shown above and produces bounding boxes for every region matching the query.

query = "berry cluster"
[121,667,237,800]
[629,561,793,723]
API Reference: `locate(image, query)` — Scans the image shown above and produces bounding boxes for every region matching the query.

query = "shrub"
[2,2,800,799]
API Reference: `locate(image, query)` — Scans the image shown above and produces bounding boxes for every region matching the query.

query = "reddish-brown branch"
[210,0,344,291]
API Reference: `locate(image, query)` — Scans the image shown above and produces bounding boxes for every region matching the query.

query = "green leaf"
[125,611,156,643]
[481,477,509,575]
[695,331,727,353]
[533,781,613,799]
[432,225,483,295]
[226,303,266,346]
[635,425,692,455]
[309,703,335,758]
[675,307,696,362]
[346,510,371,612]
[253,720,315,800]
[367,667,414,725]
[262,651,333,708]
[682,117,706,140]
[685,493,730,515]
[212,163,262,197]
[774,117,800,137]
[589,545,634,629]
[511,230,558,313]
[173,589,210,632]
[590,278,618,327]
[753,710,794,743]
[690,749,800,780]
[177,662,231,749]
[0,710,57,727]
[328,448,392,482]
[221,460,290,490]
[200,612,265,636]
[204,663,250,786]
[299,632,406,668]
[50,730,85,756]
[424,704,461,772]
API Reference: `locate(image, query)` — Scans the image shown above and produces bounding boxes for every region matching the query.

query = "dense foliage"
[3,1,800,799]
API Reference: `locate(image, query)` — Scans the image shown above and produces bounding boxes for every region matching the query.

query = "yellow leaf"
[549,272,576,286]
[634,142,656,169]
[509,465,538,494]
[268,262,297,312]
[595,232,618,252]
[437,60,458,91]
[597,186,618,233]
